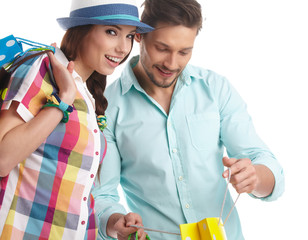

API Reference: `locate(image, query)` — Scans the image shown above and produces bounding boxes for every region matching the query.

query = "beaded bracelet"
[96,115,107,131]
[42,93,73,123]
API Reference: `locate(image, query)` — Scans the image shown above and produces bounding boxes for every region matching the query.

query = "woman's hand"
[47,44,76,105]
[0,45,77,177]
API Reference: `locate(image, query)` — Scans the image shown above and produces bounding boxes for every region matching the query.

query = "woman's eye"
[106,29,116,36]
[127,34,135,39]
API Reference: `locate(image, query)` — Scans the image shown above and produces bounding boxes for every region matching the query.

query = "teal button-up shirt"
[93,56,284,240]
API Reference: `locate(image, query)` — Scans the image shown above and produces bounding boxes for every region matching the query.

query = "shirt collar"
[181,64,205,85]
[120,56,141,95]
[120,55,204,95]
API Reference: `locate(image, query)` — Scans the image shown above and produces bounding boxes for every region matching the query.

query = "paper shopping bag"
[0,35,23,68]
[180,217,227,240]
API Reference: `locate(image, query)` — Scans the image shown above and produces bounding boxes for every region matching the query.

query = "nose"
[116,37,131,56]
[163,52,178,70]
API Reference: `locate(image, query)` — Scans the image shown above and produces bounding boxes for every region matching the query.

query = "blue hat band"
[70,4,139,20]
[91,14,140,22]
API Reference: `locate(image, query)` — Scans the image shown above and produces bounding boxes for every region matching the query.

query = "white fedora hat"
[57,0,154,33]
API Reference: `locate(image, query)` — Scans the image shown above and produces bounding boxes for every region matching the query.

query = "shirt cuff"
[96,204,127,239]
[250,154,285,201]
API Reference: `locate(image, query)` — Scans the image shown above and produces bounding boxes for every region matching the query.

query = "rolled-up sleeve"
[215,76,285,201]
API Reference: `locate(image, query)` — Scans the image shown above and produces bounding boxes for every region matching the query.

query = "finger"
[229,158,252,178]
[137,229,146,239]
[125,213,142,227]
[222,156,237,168]
[67,61,75,74]
[232,177,257,194]
[230,162,256,184]
[232,170,257,193]
[46,50,58,67]
[137,230,147,240]
[222,157,238,178]
[115,225,136,240]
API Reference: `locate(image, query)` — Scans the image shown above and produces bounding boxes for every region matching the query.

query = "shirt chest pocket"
[186,113,220,150]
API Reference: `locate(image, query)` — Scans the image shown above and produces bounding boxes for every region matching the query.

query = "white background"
[1,0,308,239]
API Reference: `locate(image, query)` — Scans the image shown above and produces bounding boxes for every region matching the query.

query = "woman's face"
[76,24,136,79]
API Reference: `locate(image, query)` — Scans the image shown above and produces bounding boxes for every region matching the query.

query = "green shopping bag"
[128,231,151,240]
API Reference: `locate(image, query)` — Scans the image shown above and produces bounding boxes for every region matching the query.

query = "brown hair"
[60,25,133,116]
[61,25,133,181]
[141,0,203,34]
[61,25,108,116]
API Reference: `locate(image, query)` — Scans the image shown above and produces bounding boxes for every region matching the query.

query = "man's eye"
[179,51,189,56]
[157,47,167,52]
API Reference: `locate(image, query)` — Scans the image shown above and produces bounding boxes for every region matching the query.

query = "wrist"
[42,93,74,123]
[252,164,275,198]
[107,213,125,238]
[58,91,75,106]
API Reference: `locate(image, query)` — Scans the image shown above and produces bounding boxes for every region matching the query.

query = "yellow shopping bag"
[180,217,227,240]
[131,169,239,240]
[179,168,240,240]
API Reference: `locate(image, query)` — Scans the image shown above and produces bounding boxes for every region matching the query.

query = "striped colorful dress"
[0,49,106,240]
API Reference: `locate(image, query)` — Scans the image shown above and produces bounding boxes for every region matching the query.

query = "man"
[93,0,285,239]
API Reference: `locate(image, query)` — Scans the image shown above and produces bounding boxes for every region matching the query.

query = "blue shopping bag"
[0,35,23,67]
[0,35,55,68]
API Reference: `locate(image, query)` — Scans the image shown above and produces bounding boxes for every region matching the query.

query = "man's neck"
[133,62,176,115]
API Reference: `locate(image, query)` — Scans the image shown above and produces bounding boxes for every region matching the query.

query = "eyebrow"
[156,41,193,51]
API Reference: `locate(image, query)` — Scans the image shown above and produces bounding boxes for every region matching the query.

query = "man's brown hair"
[141,0,203,34]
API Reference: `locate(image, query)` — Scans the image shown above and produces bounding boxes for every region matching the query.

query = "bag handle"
[218,168,241,226]
[8,48,53,73]
[0,48,53,109]
[128,231,151,240]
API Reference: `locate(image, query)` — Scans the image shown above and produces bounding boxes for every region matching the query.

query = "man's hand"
[222,157,257,194]
[107,213,148,240]
[222,156,275,197]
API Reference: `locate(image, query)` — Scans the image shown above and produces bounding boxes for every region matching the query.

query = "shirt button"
[178,176,183,181]
[83,197,87,201]
[167,120,171,126]
[95,151,99,155]
[185,204,190,209]
[172,148,177,153]
[94,129,98,133]
[81,220,86,225]
[90,174,94,178]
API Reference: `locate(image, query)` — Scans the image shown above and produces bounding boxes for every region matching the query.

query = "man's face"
[137,23,198,88]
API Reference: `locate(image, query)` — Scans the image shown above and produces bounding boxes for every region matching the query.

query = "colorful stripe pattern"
[0,51,105,239]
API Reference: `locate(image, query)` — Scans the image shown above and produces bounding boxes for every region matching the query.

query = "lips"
[156,66,175,77]
[105,55,121,63]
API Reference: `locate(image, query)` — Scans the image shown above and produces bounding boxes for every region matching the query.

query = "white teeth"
[106,55,121,63]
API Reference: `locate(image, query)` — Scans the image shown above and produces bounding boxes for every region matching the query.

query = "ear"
[134,33,142,43]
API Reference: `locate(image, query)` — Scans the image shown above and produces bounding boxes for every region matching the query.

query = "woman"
[0,0,153,239]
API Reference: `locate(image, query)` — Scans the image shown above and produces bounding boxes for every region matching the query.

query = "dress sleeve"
[213,76,285,201]
[2,53,57,122]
